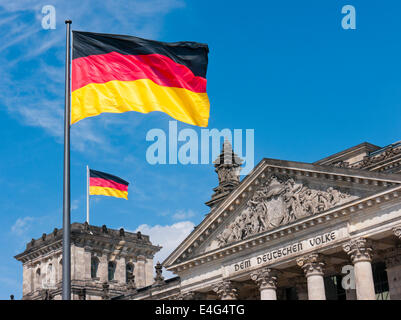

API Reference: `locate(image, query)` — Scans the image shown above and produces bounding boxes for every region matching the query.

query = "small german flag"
[89,169,129,200]
[71,31,210,127]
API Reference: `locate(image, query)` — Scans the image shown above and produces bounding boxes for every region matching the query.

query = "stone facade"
[15,223,161,300]
[158,140,401,300]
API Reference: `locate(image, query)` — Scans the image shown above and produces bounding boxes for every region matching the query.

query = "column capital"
[343,238,373,263]
[393,226,401,240]
[296,253,325,277]
[213,280,238,300]
[250,268,279,290]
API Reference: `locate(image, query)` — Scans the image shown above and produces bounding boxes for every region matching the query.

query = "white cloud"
[10,214,59,250]
[172,209,196,221]
[135,221,194,278]
[11,216,34,237]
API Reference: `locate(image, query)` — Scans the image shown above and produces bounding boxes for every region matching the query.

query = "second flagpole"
[86,165,90,224]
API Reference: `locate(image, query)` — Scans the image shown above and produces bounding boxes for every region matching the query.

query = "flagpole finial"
[65,19,72,24]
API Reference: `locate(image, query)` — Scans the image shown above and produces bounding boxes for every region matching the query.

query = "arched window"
[126,263,134,284]
[91,257,99,279]
[108,261,116,281]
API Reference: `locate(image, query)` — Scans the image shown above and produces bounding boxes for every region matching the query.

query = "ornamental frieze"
[217,175,355,247]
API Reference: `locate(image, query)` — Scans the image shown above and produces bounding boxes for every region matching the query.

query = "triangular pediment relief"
[163,158,401,268]
[212,174,356,249]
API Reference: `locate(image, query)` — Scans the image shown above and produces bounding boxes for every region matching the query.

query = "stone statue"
[101,282,110,300]
[40,289,53,300]
[126,272,136,293]
[154,262,165,286]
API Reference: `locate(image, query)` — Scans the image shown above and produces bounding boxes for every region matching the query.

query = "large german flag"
[89,169,129,200]
[71,31,210,127]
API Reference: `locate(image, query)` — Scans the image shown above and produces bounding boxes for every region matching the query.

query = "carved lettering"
[229,231,338,274]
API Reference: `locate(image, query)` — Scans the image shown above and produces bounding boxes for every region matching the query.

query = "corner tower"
[14,223,161,300]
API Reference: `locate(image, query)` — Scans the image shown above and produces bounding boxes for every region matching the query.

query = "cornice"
[16,234,161,263]
[350,144,401,171]
[16,240,63,263]
[314,142,380,166]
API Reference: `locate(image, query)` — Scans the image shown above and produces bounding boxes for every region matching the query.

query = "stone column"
[213,280,238,300]
[293,277,308,300]
[297,253,326,300]
[250,267,279,300]
[343,238,375,300]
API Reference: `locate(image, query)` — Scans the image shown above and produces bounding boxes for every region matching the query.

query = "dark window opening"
[324,275,346,300]
[91,257,99,279]
[108,261,116,281]
[372,262,390,300]
[126,263,134,284]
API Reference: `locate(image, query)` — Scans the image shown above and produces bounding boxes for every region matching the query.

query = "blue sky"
[1,0,401,299]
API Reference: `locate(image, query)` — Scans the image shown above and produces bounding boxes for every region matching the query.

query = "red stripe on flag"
[89,177,128,192]
[72,52,207,93]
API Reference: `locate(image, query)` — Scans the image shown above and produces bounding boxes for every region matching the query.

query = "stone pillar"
[22,264,32,295]
[250,267,279,300]
[115,257,126,284]
[136,255,146,288]
[83,249,92,280]
[297,253,326,300]
[98,254,108,282]
[293,277,308,300]
[145,257,154,286]
[343,238,375,300]
[213,280,238,300]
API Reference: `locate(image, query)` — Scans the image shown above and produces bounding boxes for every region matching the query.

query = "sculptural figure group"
[217,175,353,247]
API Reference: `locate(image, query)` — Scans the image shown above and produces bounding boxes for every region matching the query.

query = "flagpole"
[86,165,89,224]
[62,19,72,300]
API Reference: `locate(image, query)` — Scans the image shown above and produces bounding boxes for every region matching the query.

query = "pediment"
[210,174,357,250]
[163,158,401,268]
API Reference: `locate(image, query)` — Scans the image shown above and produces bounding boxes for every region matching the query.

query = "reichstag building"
[15,140,401,300]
